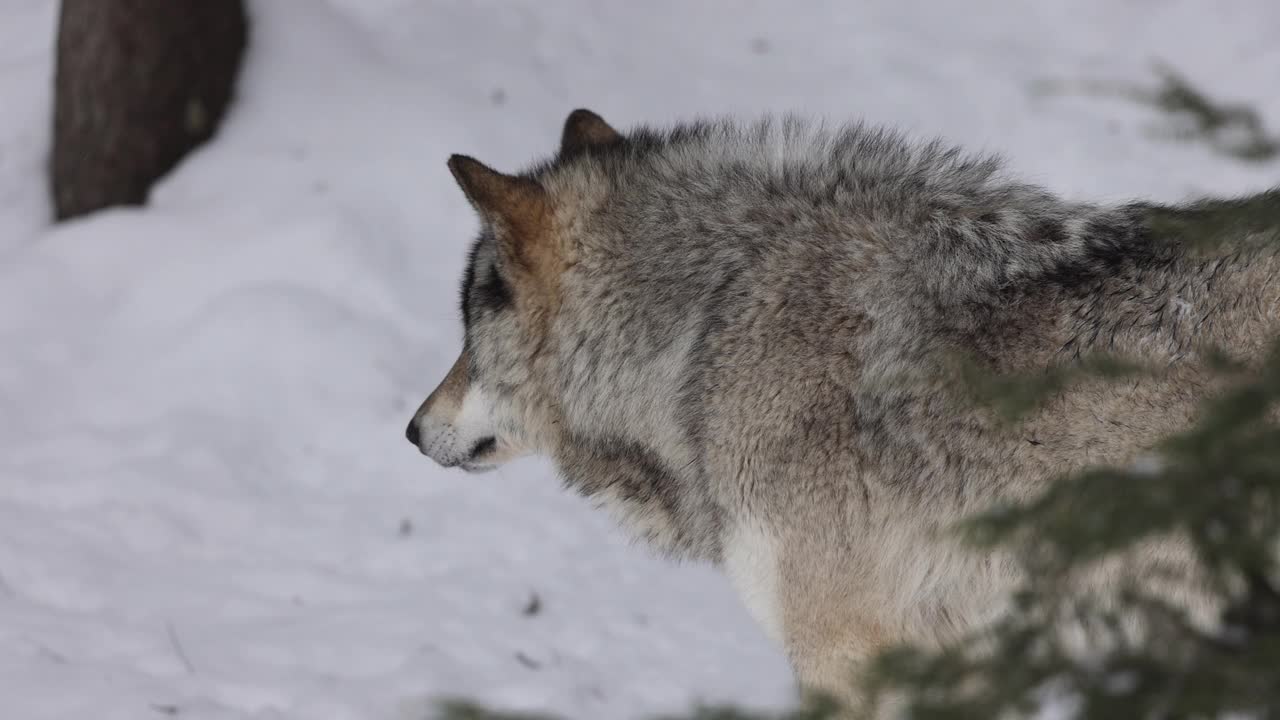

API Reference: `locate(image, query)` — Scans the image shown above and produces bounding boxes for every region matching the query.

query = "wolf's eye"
[474,263,512,314]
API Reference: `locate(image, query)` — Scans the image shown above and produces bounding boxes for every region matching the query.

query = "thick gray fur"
[413,114,1280,713]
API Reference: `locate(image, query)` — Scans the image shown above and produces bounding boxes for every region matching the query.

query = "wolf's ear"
[560,109,621,154]
[448,154,547,231]
[448,155,554,273]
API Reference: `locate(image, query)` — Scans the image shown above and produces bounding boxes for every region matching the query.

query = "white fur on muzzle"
[408,385,497,469]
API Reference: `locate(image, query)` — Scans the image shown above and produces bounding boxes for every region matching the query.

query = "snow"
[1,1,1278,719]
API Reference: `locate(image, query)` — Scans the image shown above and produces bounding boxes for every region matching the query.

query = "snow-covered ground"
[1,2,1277,719]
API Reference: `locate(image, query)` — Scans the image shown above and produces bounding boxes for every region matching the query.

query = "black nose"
[405,418,420,447]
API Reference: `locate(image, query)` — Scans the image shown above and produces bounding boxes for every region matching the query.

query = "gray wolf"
[405,109,1280,711]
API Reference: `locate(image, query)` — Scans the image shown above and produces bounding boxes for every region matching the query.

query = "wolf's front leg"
[721,518,898,717]
[784,597,898,719]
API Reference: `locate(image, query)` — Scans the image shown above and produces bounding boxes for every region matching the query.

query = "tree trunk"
[50,0,248,221]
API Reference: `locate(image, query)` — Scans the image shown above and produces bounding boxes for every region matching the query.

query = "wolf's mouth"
[455,436,498,472]
[467,436,497,459]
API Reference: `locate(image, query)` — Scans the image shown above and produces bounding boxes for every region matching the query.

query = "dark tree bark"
[50,0,248,221]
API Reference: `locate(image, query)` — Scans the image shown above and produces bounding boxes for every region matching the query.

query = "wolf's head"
[405,109,623,472]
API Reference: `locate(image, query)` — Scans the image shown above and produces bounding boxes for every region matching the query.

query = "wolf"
[405,109,1280,711]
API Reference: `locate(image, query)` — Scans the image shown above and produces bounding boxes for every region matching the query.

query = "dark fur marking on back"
[1042,205,1172,291]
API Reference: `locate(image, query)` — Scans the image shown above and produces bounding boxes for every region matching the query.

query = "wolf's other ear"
[560,109,622,155]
